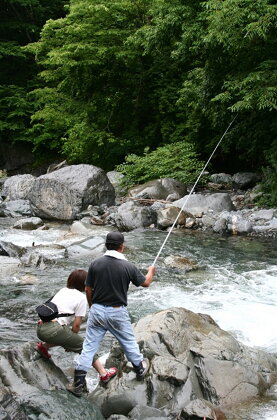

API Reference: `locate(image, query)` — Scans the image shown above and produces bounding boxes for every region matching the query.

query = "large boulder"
[129,178,187,201]
[113,201,157,231]
[90,307,277,418]
[232,172,259,190]
[29,164,115,220]
[2,174,35,200]
[107,171,127,198]
[0,342,104,420]
[173,193,235,217]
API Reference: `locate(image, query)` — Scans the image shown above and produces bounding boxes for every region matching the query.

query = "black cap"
[105,232,124,246]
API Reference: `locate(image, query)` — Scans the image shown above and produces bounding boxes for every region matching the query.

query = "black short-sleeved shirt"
[86,255,146,306]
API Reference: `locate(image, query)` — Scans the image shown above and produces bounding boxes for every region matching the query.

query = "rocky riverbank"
[0,307,276,419]
[0,163,276,419]
[0,164,276,239]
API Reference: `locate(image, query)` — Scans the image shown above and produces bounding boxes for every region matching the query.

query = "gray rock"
[150,201,166,212]
[66,237,105,258]
[213,218,228,234]
[156,206,187,229]
[181,398,227,420]
[113,201,157,231]
[0,342,104,419]
[0,342,67,396]
[13,217,44,230]
[252,225,273,233]
[232,172,259,190]
[0,200,33,217]
[173,193,235,217]
[107,171,127,198]
[29,164,115,220]
[201,214,216,229]
[210,173,232,185]
[20,391,103,420]
[185,217,195,228]
[128,405,167,419]
[90,308,277,416]
[269,218,277,229]
[164,255,198,271]
[129,178,187,201]
[2,174,35,201]
[250,209,275,221]
[0,241,25,258]
[0,387,27,419]
[227,214,253,234]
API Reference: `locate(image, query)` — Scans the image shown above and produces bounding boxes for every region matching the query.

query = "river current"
[0,219,276,419]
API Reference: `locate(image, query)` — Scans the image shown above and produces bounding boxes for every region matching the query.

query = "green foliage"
[116,141,207,187]
[256,144,277,207]
[2,0,276,201]
[0,85,33,144]
[27,0,151,168]
[174,0,277,171]
[257,167,277,207]
[0,0,66,157]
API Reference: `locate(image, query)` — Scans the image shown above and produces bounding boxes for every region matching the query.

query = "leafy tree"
[0,0,66,159]
[176,0,277,170]
[9,0,276,204]
[28,0,206,169]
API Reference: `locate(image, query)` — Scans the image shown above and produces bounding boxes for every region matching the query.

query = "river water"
[0,219,276,419]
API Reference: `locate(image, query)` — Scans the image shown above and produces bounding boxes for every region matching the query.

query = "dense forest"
[0,0,276,204]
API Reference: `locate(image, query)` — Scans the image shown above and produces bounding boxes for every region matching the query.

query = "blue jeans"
[75,304,143,372]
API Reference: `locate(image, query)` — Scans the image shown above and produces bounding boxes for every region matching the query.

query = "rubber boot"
[66,370,87,397]
[132,358,150,380]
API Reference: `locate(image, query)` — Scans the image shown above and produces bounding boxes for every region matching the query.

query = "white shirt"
[51,287,87,326]
[104,250,128,260]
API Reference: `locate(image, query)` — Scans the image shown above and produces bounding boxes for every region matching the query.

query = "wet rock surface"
[90,308,277,418]
[0,342,104,420]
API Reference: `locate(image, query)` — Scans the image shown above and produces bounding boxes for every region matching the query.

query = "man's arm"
[140,266,156,287]
[85,285,93,307]
[72,316,82,333]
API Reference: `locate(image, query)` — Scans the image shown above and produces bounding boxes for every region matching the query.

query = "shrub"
[116,141,207,188]
[256,167,277,208]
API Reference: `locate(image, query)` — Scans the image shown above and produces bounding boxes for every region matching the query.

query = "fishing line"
[152,113,238,266]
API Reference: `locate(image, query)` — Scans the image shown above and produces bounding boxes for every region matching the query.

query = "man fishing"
[67,231,156,397]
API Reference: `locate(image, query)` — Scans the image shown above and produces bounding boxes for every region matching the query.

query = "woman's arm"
[72,316,82,333]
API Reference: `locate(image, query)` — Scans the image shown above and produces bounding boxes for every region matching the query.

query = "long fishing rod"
[152,113,238,266]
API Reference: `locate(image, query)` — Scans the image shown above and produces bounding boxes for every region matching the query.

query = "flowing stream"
[0,218,276,419]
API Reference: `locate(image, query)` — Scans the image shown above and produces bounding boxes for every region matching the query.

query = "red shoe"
[35,342,51,359]
[99,367,117,384]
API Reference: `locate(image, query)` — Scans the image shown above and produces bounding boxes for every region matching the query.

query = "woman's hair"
[67,269,87,292]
